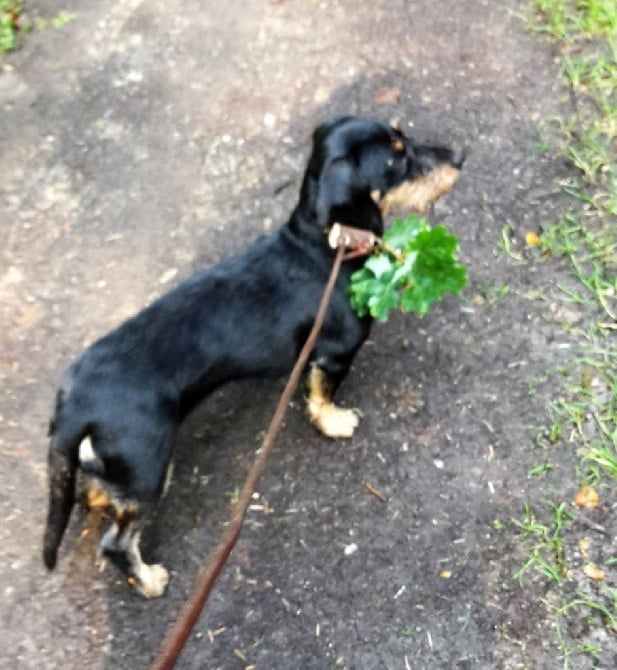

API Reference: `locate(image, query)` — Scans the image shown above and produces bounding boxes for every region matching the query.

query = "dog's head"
[296,116,463,235]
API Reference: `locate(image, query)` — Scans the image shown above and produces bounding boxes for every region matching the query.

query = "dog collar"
[327,223,377,260]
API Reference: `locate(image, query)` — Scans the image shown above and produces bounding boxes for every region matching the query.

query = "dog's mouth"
[377,162,461,216]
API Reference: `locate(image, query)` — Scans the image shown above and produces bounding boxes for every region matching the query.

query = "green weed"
[543,592,617,653]
[529,461,555,477]
[401,626,415,638]
[477,280,511,307]
[0,3,76,55]
[0,0,22,54]
[531,0,617,185]
[518,6,616,664]
[532,0,617,40]
[35,10,76,31]
[511,502,575,585]
[499,224,526,262]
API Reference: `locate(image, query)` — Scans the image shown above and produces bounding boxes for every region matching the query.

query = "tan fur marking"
[113,502,140,533]
[381,164,460,215]
[306,366,359,439]
[86,486,110,511]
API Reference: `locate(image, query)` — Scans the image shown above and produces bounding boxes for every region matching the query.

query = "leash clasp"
[328,223,377,261]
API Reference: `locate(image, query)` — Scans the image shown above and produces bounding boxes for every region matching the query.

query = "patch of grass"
[532,0,617,40]
[528,460,555,477]
[527,0,617,486]
[0,0,23,54]
[542,592,617,665]
[531,0,617,187]
[36,10,76,31]
[477,280,511,307]
[401,625,415,638]
[499,223,526,262]
[541,346,617,484]
[510,502,575,585]
[0,3,76,55]
[511,3,617,664]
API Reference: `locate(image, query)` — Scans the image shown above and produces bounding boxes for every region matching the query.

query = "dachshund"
[43,116,463,597]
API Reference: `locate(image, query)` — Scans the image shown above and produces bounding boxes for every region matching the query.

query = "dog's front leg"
[306,364,359,439]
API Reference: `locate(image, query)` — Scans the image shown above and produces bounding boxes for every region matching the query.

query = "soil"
[0,0,615,669]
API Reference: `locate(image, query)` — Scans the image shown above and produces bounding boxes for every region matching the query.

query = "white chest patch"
[78,436,97,465]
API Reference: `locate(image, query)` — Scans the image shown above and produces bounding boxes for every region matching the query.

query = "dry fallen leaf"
[574,485,599,509]
[525,231,540,246]
[374,86,401,105]
[582,563,605,582]
[439,570,452,579]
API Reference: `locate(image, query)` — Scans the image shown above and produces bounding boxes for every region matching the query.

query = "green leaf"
[391,251,417,285]
[383,216,428,250]
[364,254,395,280]
[367,285,400,322]
[400,284,430,316]
[347,215,467,322]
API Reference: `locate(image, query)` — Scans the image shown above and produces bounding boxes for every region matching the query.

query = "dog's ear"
[314,158,354,228]
[315,156,384,233]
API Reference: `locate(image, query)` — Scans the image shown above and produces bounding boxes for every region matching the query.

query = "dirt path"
[1,0,614,668]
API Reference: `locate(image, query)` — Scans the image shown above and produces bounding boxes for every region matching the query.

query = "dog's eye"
[386,152,406,170]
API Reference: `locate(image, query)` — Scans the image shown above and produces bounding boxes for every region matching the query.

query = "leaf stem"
[376,238,406,262]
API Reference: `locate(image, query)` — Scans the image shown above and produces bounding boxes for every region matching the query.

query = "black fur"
[43,116,462,593]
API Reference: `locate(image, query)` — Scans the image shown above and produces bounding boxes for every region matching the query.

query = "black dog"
[43,116,463,597]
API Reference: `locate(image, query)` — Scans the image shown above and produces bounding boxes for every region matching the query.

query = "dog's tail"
[42,389,88,571]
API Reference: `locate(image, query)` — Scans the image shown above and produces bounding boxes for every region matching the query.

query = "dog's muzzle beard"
[377,162,461,216]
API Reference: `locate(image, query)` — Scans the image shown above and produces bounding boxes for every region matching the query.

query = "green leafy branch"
[348,216,467,322]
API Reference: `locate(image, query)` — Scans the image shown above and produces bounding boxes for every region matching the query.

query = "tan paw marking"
[131,563,170,599]
[306,366,360,439]
[308,400,360,439]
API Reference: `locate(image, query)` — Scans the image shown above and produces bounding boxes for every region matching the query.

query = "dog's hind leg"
[100,502,169,598]
[306,364,360,439]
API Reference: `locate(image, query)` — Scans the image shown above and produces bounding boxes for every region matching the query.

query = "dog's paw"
[309,402,360,439]
[131,563,170,599]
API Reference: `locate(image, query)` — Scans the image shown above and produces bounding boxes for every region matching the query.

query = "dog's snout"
[451,149,466,170]
[405,142,466,175]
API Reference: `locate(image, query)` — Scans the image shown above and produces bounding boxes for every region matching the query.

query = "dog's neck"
[288,188,384,243]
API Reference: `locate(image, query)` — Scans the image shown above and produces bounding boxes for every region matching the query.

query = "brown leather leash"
[150,225,376,669]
